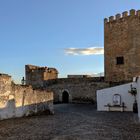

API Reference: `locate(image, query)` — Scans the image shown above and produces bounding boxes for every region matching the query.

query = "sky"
[0,0,140,83]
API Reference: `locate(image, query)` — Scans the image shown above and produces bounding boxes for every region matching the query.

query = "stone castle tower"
[104,9,140,82]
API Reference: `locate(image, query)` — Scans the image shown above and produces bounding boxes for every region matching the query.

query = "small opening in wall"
[116,56,124,65]
[62,91,69,103]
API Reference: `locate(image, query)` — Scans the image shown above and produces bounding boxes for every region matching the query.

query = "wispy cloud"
[64,47,104,56]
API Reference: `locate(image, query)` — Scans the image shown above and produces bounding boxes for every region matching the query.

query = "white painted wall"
[97,83,136,111]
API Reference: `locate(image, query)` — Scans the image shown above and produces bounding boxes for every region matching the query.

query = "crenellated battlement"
[105,9,140,83]
[104,9,140,24]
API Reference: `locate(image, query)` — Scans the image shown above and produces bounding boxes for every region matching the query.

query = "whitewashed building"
[97,76,140,119]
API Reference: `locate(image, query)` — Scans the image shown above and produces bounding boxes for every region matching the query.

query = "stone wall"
[44,78,109,103]
[0,74,53,120]
[104,9,140,82]
[25,65,58,88]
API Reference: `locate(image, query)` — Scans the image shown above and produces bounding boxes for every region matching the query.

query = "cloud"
[64,47,104,56]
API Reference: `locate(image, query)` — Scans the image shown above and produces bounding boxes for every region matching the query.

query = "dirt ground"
[0,104,140,140]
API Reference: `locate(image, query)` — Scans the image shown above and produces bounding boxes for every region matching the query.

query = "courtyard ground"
[0,104,140,140]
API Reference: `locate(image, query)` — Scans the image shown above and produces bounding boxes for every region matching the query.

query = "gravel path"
[0,104,140,140]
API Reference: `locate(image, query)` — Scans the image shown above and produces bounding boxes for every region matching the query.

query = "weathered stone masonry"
[44,78,109,103]
[0,74,53,120]
[25,65,110,103]
[105,9,140,82]
[25,65,58,88]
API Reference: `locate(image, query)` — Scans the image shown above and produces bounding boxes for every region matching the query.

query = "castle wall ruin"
[25,66,110,104]
[25,65,58,88]
[44,78,109,103]
[0,74,53,120]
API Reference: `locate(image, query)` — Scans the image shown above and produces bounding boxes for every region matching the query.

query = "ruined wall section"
[25,65,58,88]
[43,68,58,81]
[0,74,54,120]
[105,9,140,82]
[13,85,54,118]
[25,65,44,88]
[0,74,12,108]
[44,78,109,103]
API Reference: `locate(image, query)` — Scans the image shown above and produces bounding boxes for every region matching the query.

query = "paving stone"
[0,104,139,140]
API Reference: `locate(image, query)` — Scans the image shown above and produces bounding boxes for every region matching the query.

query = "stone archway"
[62,90,69,103]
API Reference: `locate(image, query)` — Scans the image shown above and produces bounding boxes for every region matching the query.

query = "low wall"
[0,74,53,120]
[97,83,136,111]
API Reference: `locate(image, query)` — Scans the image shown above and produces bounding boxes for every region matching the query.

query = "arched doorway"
[62,91,69,103]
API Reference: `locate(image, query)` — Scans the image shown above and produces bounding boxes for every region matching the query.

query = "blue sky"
[0,0,140,83]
